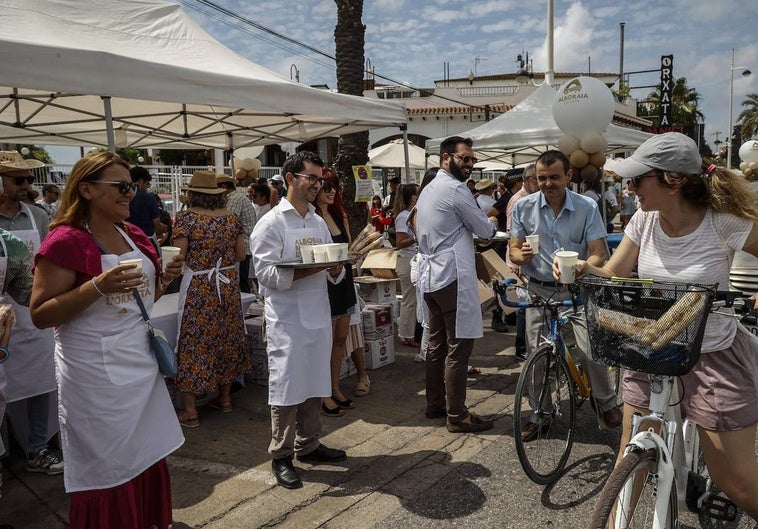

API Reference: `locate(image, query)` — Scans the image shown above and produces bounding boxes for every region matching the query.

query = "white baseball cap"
[270,174,285,184]
[613,133,702,178]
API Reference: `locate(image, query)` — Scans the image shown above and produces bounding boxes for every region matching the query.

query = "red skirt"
[69,459,172,529]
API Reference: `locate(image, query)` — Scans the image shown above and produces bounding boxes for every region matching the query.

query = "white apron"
[416,232,483,339]
[56,228,183,492]
[4,203,56,402]
[265,227,331,406]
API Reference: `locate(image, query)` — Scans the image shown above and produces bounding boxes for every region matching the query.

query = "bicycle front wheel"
[513,345,576,485]
[589,448,679,529]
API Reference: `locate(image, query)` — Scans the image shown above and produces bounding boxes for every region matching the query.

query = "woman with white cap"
[564,132,758,520]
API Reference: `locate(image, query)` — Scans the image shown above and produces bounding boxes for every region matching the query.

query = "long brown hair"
[50,151,131,230]
[315,167,347,221]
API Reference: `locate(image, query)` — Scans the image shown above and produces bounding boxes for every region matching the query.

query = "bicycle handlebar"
[492,278,581,309]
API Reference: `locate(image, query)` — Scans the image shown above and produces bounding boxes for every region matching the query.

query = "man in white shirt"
[474,179,496,210]
[36,184,59,220]
[250,151,347,490]
[217,174,257,293]
[415,136,496,434]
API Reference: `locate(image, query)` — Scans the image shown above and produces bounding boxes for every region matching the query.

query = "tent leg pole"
[102,96,116,152]
[400,125,411,184]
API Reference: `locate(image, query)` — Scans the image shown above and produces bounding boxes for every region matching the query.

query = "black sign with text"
[659,55,674,127]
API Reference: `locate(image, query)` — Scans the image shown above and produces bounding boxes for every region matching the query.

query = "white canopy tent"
[368,139,439,170]
[425,84,652,167]
[0,0,406,151]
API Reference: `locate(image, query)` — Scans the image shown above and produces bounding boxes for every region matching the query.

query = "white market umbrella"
[369,139,428,170]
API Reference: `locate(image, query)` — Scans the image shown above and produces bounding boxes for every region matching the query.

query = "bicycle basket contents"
[578,276,716,376]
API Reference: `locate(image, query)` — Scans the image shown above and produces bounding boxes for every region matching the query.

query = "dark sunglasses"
[630,171,659,188]
[321,181,340,192]
[9,176,35,185]
[90,180,138,194]
[453,153,478,165]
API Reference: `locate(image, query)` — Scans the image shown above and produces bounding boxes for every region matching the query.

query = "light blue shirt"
[511,189,606,282]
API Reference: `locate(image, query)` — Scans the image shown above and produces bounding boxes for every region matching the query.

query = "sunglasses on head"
[90,180,138,195]
[321,181,340,192]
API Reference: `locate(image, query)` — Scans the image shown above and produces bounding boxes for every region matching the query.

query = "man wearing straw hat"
[217,174,256,293]
[0,150,62,476]
[250,151,347,489]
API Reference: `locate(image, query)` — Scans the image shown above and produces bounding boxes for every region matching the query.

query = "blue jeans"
[515,307,526,353]
[27,392,52,455]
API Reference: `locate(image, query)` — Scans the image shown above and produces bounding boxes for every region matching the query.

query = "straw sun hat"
[181,169,225,194]
[0,151,44,174]
[474,178,495,191]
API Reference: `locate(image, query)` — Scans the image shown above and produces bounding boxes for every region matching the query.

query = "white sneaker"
[26,448,64,475]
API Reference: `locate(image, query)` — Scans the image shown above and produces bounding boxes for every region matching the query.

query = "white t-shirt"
[476,194,496,211]
[394,209,417,259]
[625,208,752,352]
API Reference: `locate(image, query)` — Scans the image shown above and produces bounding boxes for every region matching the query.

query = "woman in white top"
[394,184,420,347]
[564,133,758,521]
[30,152,185,529]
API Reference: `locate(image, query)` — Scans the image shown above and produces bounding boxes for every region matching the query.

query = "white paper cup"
[525,234,540,255]
[312,245,330,263]
[300,244,315,264]
[337,243,349,260]
[119,258,143,274]
[160,246,181,271]
[325,243,344,262]
[555,250,579,284]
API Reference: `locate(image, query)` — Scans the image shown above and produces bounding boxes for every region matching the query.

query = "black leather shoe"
[297,444,346,463]
[272,457,302,489]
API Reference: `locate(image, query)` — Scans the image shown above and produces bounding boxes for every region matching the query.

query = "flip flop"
[208,399,233,413]
[353,378,371,397]
[178,411,200,428]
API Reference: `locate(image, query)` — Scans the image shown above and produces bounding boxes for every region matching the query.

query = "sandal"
[353,377,371,397]
[178,410,200,428]
[467,366,482,375]
[332,395,355,409]
[208,399,233,413]
[321,401,344,417]
[401,338,420,348]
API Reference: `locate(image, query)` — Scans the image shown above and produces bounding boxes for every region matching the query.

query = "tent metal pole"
[102,96,116,152]
[400,124,411,183]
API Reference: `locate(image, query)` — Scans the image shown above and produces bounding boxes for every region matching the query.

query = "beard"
[447,158,468,181]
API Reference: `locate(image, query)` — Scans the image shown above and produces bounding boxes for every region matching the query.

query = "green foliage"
[738,93,758,140]
[116,148,142,164]
[155,149,210,166]
[18,145,53,164]
[638,77,704,129]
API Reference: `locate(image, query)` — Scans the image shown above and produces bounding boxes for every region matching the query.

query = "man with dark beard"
[414,136,496,433]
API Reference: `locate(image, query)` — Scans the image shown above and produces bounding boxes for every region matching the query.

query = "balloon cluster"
[738,140,758,178]
[233,157,261,182]
[552,76,616,184]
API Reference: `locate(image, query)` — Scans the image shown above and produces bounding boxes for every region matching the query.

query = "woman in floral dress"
[173,170,249,427]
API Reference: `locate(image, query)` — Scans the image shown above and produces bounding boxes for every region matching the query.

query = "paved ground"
[2,320,756,529]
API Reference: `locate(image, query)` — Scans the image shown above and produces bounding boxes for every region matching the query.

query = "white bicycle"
[577,277,757,529]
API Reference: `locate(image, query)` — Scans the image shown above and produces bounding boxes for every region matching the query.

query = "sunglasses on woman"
[321,181,340,192]
[90,180,139,194]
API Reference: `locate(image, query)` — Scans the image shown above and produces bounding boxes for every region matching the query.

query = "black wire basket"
[577,276,716,376]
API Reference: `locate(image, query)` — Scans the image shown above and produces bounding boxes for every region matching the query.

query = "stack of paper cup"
[555,251,579,284]
[160,246,181,271]
[312,245,329,263]
[300,245,315,264]
[525,234,540,254]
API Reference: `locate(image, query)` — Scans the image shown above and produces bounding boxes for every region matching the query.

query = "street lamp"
[727,48,752,169]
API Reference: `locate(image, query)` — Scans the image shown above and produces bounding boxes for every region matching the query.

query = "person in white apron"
[29,151,184,529]
[0,152,61,473]
[414,137,496,434]
[250,151,347,490]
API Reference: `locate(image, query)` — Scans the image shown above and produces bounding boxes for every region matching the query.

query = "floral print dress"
[173,211,249,394]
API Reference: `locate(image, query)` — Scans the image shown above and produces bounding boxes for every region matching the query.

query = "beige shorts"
[623,325,758,431]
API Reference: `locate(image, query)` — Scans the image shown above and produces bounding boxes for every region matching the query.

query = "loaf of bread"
[647,291,707,350]
[596,307,655,339]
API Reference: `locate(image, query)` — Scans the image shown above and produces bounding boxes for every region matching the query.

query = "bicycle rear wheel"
[513,345,576,485]
[589,447,678,529]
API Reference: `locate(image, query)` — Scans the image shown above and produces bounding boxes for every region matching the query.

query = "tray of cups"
[277,259,351,269]
[276,242,351,268]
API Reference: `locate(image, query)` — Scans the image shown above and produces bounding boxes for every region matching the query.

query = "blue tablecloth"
[607,233,623,253]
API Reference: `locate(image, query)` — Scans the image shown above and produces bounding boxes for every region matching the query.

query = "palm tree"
[638,77,704,132]
[738,93,758,139]
[333,0,370,239]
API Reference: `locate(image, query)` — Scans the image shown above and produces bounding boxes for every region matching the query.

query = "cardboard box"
[362,304,394,340]
[365,336,395,369]
[360,248,398,279]
[245,315,266,350]
[354,275,397,304]
[245,301,265,317]
[476,249,524,315]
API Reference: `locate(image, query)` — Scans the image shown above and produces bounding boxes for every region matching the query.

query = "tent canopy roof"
[0,0,406,149]
[425,84,651,166]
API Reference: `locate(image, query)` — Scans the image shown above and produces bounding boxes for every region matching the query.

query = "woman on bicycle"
[562,132,758,520]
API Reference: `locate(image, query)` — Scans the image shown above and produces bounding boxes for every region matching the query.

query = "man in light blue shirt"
[510,150,620,440]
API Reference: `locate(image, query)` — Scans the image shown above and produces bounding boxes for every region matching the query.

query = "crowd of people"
[0,130,756,527]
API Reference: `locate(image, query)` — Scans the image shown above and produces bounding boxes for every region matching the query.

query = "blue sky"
[48,0,758,164]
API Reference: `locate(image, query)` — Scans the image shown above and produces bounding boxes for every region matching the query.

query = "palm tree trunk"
[334,0,370,239]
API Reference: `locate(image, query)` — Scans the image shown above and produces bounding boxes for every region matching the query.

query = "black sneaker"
[26,449,64,475]
[446,413,494,433]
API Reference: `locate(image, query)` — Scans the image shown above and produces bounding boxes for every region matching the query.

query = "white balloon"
[137,156,145,163]
[20,147,30,156]
[250,158,262,170]
[580,132,608,154]
[749,161,758,171]
[740,161,749,171]
[739,140,758,164]
[553,76,616,136]
[557,134,581,155]
[240,158,255,171]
